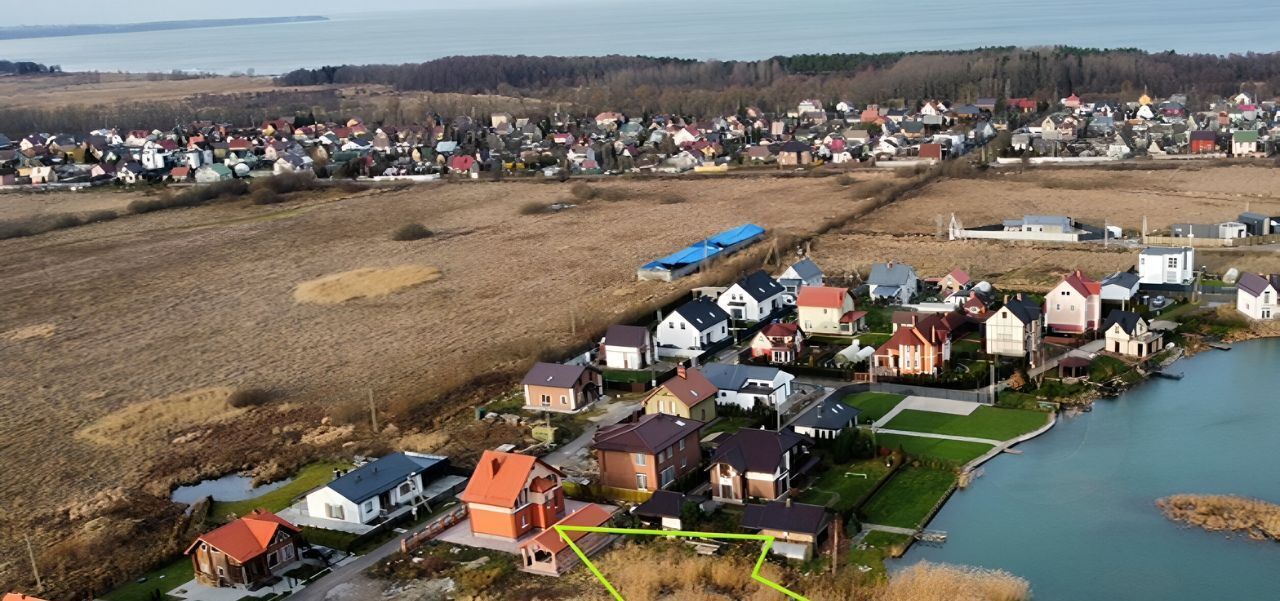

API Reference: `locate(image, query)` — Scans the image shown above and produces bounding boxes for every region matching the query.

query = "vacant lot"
[843,392,906,422]
[861,467,957,529]
[883,406,1049,441]
[0,188,146,221]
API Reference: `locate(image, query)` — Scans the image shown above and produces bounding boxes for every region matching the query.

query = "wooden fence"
[400,505,468,554]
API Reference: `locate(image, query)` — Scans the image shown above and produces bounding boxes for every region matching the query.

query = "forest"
[278,47,1280,115]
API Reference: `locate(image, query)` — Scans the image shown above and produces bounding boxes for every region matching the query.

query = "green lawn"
[882,406,1048,441]
[210,461,349,521]
[854,332,892,347]
[799,458,893,512]
[704,416,756,436]
[842,392,905,422]
[873,433,993,464]
[102,557,192,601]
[860,467,957,529]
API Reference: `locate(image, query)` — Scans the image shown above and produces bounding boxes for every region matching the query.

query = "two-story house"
[1237,273,1280,320]
[748,322,805,363]
[984,294,1043,363]
[1102,310,1164,358]
[867,262,919,304]
[717,271,786,321]
[708,429,815,503]
[936,268,971,296]
[521,362,604,413]
[1045,270,1102,333]
[796,286,866,335]
[1138,247,1195,286]
[186,510,303,588]
[460,450,566,541]
[777,258,824,304]
[654,298,731,358]
[874,312,961,376]
[700,363,795,411]
[643,366,718,422]
[591,413,704,492]
[600,325,655,370]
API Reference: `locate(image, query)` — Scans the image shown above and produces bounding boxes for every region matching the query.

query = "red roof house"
[185,509,303,588]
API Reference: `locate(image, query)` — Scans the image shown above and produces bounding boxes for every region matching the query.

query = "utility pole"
[830,517,840,575]
[25,534,42,593]
[368,389,378,433]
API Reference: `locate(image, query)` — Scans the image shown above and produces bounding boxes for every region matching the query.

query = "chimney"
[1003,294,1009,304]
[677,365,688,379]
[332,468,341,481]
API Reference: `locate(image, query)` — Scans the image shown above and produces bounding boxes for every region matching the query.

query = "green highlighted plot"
[883,406,1048,441]
[554,525,811,601]
[874,433,993,464]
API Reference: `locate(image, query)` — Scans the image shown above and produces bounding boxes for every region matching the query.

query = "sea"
[2,0,1280,75]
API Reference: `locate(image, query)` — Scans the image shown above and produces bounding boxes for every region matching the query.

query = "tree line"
[0,60,59,75]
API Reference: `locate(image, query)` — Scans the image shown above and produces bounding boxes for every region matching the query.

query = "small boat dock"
[1152,370,1184,380]
[1208,342,1233,351]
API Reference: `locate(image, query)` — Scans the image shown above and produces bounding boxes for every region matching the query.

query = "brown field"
[0,73,285,108]
[0,188,146,221]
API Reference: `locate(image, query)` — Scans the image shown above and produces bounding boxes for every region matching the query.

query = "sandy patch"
[5,323,55,340]
[293,265,442,304]
[77,387,245,446]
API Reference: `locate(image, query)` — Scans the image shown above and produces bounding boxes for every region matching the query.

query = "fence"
[562,480,654,504]
[1144,234,1280,248]
[824,381,994,404]
[400,504,468,553]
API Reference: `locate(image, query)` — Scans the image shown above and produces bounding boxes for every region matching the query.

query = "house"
[937,268,971,295]
[654,299,731,358]
[592,413,704,492]
[185,510,303,588]
[776,140,812,166]
[304,452,453,525]
[1171,222,1249,240]
[789,395,859,440]
[1237,273,1280,320]
[796,286,866,335]
[1232,130,1260,156]
[717,271,786,321]
[633,490,706,530]
[741,501,832,561]
[701,363,795,411]
[643,366,718,422]
[195,163,233,183]
[600,325,655,370]
[1045,270,1102,333]
[873,312,958,376]
[521,362,603,413]
[1100,271,1141,306]
[1102,310,1164,358]
[1239,212,1279,236]
[749,322,805,363]
[518,504,616,576]
[1004,215,1076,234]
[778,258,824,301]
[1189,130,1218,154]
[1138,247,1195,286]
[708,428,815,503]
[984,294,1043,362]
[459,450,566,540]
[867,262,919,304]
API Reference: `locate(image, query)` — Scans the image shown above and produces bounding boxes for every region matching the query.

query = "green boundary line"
[554,525,810,601]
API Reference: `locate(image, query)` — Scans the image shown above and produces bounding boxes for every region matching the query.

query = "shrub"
[391,223,433,241]
[518,202,548,215]
[227,388,274,408]
[84,210,119,223]
[658,193,687,204]
[253,171,320,195]
[249,187,282,205]
[835,173,856,186]
[569,182,598,200]
[128,178,249,213]
[0,210,117,240]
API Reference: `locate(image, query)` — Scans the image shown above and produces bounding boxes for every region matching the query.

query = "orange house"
[460,451,566,541]
[873,312,962,377]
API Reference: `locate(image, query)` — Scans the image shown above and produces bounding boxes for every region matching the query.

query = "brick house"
[749,322,805,363]
[708,429,815,503]
[459,451,566,541]
[591,413,704,492]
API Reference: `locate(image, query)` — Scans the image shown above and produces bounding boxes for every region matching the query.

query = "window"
[634,453,647,466]
[679,322,686,330]
[636,473,649,490]
[560,395,568,405]
[399,482,413,496]
[660,467,676,488]
[678,439,686,451]
[363,500,375,514]
[521,513,529,527]
[325,504,345,520]
[1167,257,1178,268]
[668,322,674,328]
[540,394,551,406]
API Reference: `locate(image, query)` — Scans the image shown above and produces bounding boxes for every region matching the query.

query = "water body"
[170,474,292,505]
[2,0,1280,74]
[903,338,1280,600]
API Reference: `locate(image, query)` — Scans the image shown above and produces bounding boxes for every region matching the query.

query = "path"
[872,395,981,429]
[288,533,407,601]
[872,428,1001,446]
[542,397,641,468]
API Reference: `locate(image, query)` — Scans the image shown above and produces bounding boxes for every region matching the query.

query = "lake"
[170,473,293,506]
[2,0,1280,74]
[903,338,1280,600]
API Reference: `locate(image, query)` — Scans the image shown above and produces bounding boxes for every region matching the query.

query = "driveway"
[288,535,405,601]
[542,397,641,468]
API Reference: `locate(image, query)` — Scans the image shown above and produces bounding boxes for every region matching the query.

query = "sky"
[3,1,592,26]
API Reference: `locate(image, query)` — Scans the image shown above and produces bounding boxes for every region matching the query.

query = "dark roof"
[1101,271,1140,290]
[1002,294,1042,324]
[1103,309,1142,335]
[325,452,448,504]
[733,271,785,302]
[604,325,649,349]
[710,428,810,474]
[741,501,830,536]
[700,363,785,392]
[786,258,823,281]
[791,396,859,431]
[592,413,703,454]
[522,362,589,388]
[634,490,703,520]
[1237,272,1280,297]
[672,298,730,329]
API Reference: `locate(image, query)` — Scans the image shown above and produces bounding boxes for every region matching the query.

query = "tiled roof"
[185,509,299,564]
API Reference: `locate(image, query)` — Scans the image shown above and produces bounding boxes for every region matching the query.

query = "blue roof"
[641,224,765,272]
[326,452,448,504]
[707,224,765,248]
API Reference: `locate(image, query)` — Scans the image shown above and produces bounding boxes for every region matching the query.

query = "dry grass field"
[0,188,146,221]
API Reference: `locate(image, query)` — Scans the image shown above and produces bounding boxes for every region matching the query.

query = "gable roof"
[741,501,830,536]
[1101,271,1140,290]
[592,413,703,454]
[634,490,701,520]
[1237,272,1280,297]
[522,362,589,389]
[1103,309,1143,335]
[603,325,649,349]
[944,268,971,286]
[732,271,785,302]
[521,504,614,554]
[759,322,801,339]
[796,285,850,309]
[710,428,809,474]
[868,262,916,286]
[324,452,447,504]
[460,450,562,508]
[700,363,786,391]
[185,509,299,564]
[671,298,730,329]
[1002,294,1042,324]
[791,396,859,431]
[785,258,823,281]
[653,368,718,408]
[1059,270,1101,297]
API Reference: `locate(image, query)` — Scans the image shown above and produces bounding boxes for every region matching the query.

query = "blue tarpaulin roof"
[645,242,723,270]
[641,224,765,272]
[707,224,766,248]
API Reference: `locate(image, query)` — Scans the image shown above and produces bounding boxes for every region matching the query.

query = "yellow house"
[643,366,717,422]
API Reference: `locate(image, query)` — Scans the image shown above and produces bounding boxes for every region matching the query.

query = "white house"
[777,258,824,304]
[1102,310,1163,358]
[1100,271,1141,306]
[700,363,795,411]
[984,294,1043,361]
[601,325,655,370]
[1237,273,1280,320]
[717,271,786,322]
[655,299,731,358]
[796,286,865,335]
[304,452,452,525]
[1138,247,1195,286]
[867,262,919,304]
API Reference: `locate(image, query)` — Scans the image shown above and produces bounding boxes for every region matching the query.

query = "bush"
[84,210,119,223]
[569,182,598,200]
[253,171,320,195]
[128,178,249,213]
[518,202,548,215]
[391,223,434,241]
[835,173,855,186]
[658,193,687,204]
[249,187,282,205]
[0,210,117,240]
[227,388,274,408]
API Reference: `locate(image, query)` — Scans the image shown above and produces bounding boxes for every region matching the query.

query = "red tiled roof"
[185,509,299,564]
[4,594,50,601]
[840,310,867,323]
[759,322,800,338]
[1062,270,1101,297]
[460,450,562,508]
[521,504,614,554]
[796,285,849,309]
[652,368,718,408]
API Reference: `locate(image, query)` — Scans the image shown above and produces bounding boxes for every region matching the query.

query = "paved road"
[542,398,641,468]
[290,534,406,601]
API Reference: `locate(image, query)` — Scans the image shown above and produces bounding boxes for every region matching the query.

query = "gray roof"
[634,490,703,520]
[734,271,785,302]
[1237,272,1280,297]
[1022,215,1074,228]
[1101,271,1140,290]
[1103,309,1142,335]
[710,428,809,474]
[1141,246,1190,256]
[869,285,901,299]
[672,298,730,329]
[522,362,588,388]
[791,397,859,431]
[741,501,830,536]
[604,325,648,349]
[700,363,785,392]
[1002,294,1042,324]
[787,258,823,282]
[326,452,448,504]
[868,263,915,286]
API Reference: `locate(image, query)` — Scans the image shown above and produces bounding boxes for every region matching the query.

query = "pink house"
[1045,270,1102,333]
